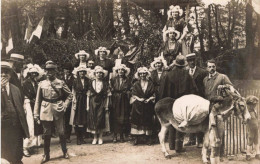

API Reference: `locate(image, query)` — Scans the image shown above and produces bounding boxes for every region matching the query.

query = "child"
[245,95,260,161]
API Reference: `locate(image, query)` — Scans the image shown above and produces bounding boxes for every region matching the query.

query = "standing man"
[1,61,29,164]
[8,53,24,91]
[62,63,74,143]
[160,55,196,152]
[34,61,72,163]
[185,53,208,147]
[203,59,233,161]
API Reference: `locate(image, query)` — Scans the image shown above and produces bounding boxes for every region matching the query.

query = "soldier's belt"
[42,97,62,103]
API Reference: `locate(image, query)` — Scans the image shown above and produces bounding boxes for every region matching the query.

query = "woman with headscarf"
[130,67,155,146]
[22,64,44,157]
[110,64,131,143]
[70,66,89,145]
[87,66,111,145]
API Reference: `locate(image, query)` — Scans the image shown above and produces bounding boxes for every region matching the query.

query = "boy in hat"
[245,95,260,161]
[34,61,72,163]
[1,61,29,164]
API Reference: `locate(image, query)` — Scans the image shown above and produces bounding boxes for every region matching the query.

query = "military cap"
[45,61,57,69]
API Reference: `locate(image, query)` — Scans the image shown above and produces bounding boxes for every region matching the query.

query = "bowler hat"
[173,55,188,67]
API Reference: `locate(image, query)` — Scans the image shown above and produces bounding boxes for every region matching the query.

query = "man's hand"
[178,38,183,44]
[1,77,8,87]
[34,116,41,125]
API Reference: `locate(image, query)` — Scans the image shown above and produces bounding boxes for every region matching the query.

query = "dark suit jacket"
[8,84,30,138]
[191,67,208,98]
[150,70,168,101]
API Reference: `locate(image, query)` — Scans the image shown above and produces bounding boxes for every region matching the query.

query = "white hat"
[150,56,168,70]
[93,66,108,77]
[72,65,88,76]
[186,53,196,59]
[134,67,151,80]
[9,53,24,62]
[23,64,45,79]
[167,5,183,18]
[95,47,110,56]
[112,64,130,76]
[1,61,13,71]
[75,50,90,59]
[165,27,181,40]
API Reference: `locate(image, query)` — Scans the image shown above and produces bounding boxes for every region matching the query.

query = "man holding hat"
[1,61,29,164]
[34,61,72,163]
[184,53,207,147]
[160,54,196,152]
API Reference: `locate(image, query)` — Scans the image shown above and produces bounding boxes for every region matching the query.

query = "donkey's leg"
[158,124,170,158]
[202,131,209,163]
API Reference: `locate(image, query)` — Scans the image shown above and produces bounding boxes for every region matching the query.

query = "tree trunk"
[121,0,130,36]
[213,5,223,48]
[195,6,204,53]
[207,5,213,50]
[107,0,115,38]
[89,0,100,27]
[245,0,253,79]
[61,0,69,39]
[9,1,22,48]
[47,1,56,37]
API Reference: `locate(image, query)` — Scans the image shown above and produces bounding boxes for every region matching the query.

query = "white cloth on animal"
[172,94,210,128]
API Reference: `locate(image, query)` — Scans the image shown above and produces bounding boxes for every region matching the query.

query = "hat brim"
[172,60,188,67]
[1,66,13,71]
[75,53,90,59]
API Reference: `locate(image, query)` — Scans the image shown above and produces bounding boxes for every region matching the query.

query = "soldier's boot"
[41,135,51,164]
[60,135,69,159]
[80,127,87,144]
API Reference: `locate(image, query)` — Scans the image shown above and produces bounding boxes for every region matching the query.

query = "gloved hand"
[34,116,41,125]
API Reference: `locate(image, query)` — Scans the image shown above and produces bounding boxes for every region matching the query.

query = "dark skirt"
[1,121,24,163]
[74,93,88,125]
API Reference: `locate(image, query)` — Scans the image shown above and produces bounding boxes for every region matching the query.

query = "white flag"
[252,0,260,14]
[29,18,44,43]
[6,32,13,53]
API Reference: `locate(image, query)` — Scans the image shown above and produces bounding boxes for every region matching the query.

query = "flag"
[29,17,44,43]
[128,46,142,64]
[24,15,33,43]
[252,0,260,14]
[6,31,13,53]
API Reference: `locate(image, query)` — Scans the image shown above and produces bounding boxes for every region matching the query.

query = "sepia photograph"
[1,0,260,163]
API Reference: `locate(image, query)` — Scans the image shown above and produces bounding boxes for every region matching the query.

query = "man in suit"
[160,55,196,152]
[185,53,208,148]
[62,63,74,143]
[34,61,72,163]
[1,61,29,164]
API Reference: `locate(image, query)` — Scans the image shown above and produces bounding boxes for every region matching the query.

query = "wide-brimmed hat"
[93,66,108,77]
[167,5,183,18]
[165,27,181,40]
[134,67,151,80]
[95,47,110,56]
[172,55,188,67]
[8,53,24,62]
[246,95,259,105]
[186,53,196,60]
[45,61,57,70]
[23,63,45,78]
[72,65,88,76]
[150,56,168,70]
[113,64,130,76]
[75,50,90,59]
[1,61,13,71]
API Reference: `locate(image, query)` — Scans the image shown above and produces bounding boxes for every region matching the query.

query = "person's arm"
[34,84,42,118]
[62,82,72,109]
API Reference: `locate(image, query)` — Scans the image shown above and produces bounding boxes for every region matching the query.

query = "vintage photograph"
[1,0,260,163]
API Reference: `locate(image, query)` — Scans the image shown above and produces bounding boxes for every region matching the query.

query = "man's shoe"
[132,138,138,146]
[66,139,71,143]
[176,148,186,153]
[197,143,203,148]
[184,141,196,146]
[64,152,69,159]
[81,139,87,144]
[246,155,251,161]
[41,154,50,164]
[77,138,81,145]
[23,149,31,157]
[255,154,260,160]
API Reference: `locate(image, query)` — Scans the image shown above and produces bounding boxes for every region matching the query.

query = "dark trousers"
[168,125,185,151]
[189,132,204,144]
[75,126,85,140]
[1,122,24,163]
[42,119,67,155]
[64,104,72,139]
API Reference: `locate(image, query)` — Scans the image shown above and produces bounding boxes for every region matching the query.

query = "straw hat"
[186,53,196,60]
[167,5,183,18]
[94,47,110,56]
[150,56,168,70]
[75,50,90,59]
[8,53,24,62]
[93,66,108,77]
[1,61,13,72]
[134,67,151,80]
[112,64,130,76]
[165,27,181,40]
[23,63,45,79]
[72,65,88,76]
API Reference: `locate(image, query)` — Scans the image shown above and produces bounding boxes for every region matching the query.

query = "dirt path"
[22,135,259,164]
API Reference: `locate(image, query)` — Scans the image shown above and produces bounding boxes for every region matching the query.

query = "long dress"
[23,79,43,148]
[72,77,88,126]
[110,76,131,133]
[87,79,110,134]
[130,80,155,135]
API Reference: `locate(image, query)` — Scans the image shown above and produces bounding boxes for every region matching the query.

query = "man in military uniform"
[34,61,72,163]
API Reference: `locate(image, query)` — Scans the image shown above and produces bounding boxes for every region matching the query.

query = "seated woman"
[110,64,131,143]
[87,66,111,145]
[70,66,89,145]
[130,67,155,146]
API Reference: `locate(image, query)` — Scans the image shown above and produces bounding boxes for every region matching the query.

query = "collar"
[189,66,196,71]
[209,72,217,78]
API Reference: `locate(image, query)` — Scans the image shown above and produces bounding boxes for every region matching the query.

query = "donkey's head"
[217,85,251,122]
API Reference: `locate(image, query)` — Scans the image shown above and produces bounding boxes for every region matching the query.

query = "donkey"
[155,85,251,163]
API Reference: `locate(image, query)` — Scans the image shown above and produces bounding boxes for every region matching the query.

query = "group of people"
[1,4,259,164]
